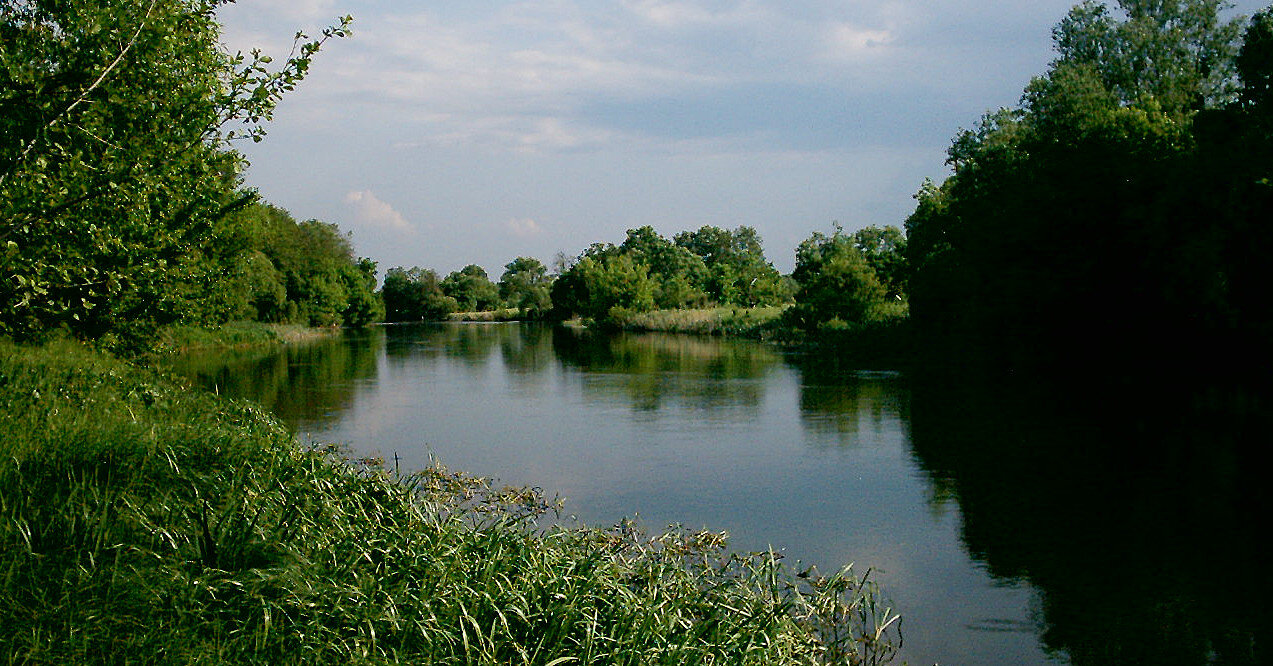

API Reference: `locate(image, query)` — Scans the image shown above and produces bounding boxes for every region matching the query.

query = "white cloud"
[506,218,544,237]
[824,22,894,57]
[344,190,414,233]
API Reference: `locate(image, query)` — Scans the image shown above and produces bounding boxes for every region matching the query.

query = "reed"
[610,306,788,338]
[0,338,900,665]
[154,321,337,354]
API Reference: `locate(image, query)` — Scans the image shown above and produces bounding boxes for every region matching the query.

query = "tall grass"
[154,321,336,354]
[610,306,788,338]
[447,308,525,322]
[1,338,901,665]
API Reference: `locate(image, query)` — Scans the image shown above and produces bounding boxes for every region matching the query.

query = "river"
[169,322,1270,666]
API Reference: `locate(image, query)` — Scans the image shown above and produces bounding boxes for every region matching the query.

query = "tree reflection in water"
[907,376,1272,665]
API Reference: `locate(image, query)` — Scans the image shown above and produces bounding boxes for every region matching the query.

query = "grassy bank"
[447,308,525,323]
[0,339,901,665]
[154,321,338,354]
[609,306,788,338]
[601,307,912,369]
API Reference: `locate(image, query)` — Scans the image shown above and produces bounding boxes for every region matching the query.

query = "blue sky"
[218,0,1267,275]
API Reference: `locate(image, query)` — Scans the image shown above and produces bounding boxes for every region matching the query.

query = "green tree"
[441,264,500,312]
[499,256,552,317]
[381,267,456,322]
[0,1,349,348]
[673,225,786,306]
[620,226,709,308]
[851,225,908,299]
[579,254,656,321]
[790,229,887,329]
[906,0,1270,376]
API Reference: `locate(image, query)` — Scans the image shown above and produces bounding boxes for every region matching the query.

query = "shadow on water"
[551,326,780,413]
[907,375,1273,665]
[785,350,911,449]
[165,328,383,429]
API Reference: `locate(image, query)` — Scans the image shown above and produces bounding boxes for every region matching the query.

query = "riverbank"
[0,338,900,664]
[607,306,788,338]
[447,308,525,322]
[154,321,339,354]
[598,306,913,369]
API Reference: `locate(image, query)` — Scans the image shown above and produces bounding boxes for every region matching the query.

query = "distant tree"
[790,229,887,329]
[499,257,552,317]
[341,258,386,326]
[442,265,500,312]
[620,226,709,308]
[851,225,908,299]
[579,254,656,320]
[381,267,456,322]
[673,225,787,306]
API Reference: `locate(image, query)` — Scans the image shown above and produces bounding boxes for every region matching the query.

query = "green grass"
[0,338,901,665]
[154,321,336,354]
[609,306,789,338]
[447,308,525,322]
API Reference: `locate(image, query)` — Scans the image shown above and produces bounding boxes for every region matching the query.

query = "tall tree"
[0,1,349,348]
[381,267,455,322]
[906,0,1263,376]
[673,225,787,307]
[790,229,887,329]
[442,264,500,312]
[499,257,552,317]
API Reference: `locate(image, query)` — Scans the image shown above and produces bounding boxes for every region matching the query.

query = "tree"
[851,225,909,299]
[0,1,349,348]
[673,225,787,306]
[441,265,500,312]
[381,267,456,322]
[790,229,887,329]
[905,0,1269,376]
[619,226,709,308]
[1048,0,1243,117]
[499,256,552,317]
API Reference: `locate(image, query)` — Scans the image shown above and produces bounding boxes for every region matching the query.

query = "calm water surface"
[171,323,1269,666]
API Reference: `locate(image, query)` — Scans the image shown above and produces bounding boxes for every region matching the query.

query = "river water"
[169,322,1269,666]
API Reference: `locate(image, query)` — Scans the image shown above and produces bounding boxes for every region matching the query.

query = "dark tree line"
[905,0,1273,379]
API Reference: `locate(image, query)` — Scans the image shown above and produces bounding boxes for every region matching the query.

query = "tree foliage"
[441,265,500,312]
[673,226,788,307]
[550,225,789,322]
[0,0,349,348]
[788,228,888,330]
[499,256,552,317]
[905,0,1272,376]
[381,267,456,322]
[222,202,382,327]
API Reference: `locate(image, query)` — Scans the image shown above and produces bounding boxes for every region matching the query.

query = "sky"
[217,0,1267,276]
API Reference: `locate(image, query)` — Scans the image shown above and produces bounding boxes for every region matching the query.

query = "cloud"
[506,218,544,237]
[823,22,894,57]
[344,190,414,233]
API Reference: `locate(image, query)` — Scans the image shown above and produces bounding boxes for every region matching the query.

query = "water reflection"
[789,352,910,449]
[166,323,1273,665]
[908,378,1272,665]
[552,327,779,413]
[165,329,382,428]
